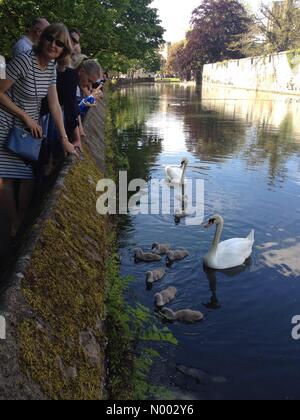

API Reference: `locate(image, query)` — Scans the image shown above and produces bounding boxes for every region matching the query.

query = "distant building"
[159,42,171,61]
[126,69,155,79]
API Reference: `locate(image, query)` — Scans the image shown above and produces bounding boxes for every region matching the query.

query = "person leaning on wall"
[0,23,78,237]
[68,29,86,138]
[13,17,50,57]
[57,54,102,154]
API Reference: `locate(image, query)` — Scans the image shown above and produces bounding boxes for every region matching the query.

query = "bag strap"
[30,52,40,111]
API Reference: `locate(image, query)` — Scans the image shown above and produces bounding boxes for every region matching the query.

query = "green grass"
[20,144,109,400]
[155,78,181,83]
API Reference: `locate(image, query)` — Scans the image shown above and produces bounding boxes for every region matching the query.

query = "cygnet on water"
[146,268,166,284]
[166,250,189,265]
[134,248,162,263]
[160,308,204,324]
[152,243,171,255]
[154,287,177,307]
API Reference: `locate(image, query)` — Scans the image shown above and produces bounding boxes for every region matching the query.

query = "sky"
[151,0,272,43]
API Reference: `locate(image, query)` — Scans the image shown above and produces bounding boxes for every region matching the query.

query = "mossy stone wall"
[0,102,109,400]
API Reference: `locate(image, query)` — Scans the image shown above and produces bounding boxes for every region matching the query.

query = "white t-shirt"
[13,36,33,57]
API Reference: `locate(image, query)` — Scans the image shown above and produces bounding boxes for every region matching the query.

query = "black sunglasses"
[71,37,80,45]
[45,33,66,49]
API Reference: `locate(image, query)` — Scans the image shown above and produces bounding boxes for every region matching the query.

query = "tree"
[237,0,300,56]
[0,0,164,72]
[184,0,251,81]
[164,40,187,77]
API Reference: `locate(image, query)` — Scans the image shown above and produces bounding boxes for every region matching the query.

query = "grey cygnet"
[134,248,162,262]
[154,287,177,307]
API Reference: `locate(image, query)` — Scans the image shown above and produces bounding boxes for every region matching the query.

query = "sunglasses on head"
[45,33,65,49]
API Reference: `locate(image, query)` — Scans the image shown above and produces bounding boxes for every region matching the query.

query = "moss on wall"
[287,49,300,71]
[19,145,110,400]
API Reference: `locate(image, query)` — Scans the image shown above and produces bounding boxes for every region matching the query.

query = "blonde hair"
[80,59,102,79]
[70,53,88,69]
[34,23,73,69]
[71,56,102,79]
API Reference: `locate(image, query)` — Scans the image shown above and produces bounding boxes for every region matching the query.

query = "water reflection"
[259,238,300,277]
[201,86,300,132]
[203,267,221,310]
[203,260,251,310]
[200,85,300,186]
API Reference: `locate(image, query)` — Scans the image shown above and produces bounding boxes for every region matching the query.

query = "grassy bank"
[19,144,109,400]
[155,78,181,83]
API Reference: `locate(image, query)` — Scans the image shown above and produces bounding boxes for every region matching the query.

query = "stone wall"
[116,77,155,86]
[203,51,300,95]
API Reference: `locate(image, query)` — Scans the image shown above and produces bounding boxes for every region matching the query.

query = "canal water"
[116,83,300,400]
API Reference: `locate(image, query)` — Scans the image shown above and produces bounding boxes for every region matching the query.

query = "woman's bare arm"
[0,79,42,138]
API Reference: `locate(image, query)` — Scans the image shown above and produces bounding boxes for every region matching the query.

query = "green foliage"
[0,0,164,72]
[287,49,300,70]
[164,40,186,76]
[143,325,178,346]
[236,0,300,57]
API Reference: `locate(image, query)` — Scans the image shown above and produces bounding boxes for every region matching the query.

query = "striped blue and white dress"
[0,51,56,179]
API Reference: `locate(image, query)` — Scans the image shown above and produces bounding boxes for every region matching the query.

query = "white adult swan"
[204,214,255,270]
[165,158,189,184]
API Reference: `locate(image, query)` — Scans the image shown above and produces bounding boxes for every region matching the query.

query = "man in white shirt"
[13,17,50,57]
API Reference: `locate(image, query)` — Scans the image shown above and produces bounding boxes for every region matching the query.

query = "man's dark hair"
[69,28,81,37]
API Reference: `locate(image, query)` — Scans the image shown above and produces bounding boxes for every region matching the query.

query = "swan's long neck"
[181,163,188,184]
[210,220,224,254]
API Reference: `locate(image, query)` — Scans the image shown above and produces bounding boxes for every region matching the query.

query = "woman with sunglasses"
[0,23,77,237]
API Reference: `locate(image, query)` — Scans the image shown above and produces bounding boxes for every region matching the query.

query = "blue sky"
[151,0,272,42]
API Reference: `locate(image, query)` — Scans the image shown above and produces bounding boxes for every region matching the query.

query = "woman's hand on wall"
[62,139,79,158]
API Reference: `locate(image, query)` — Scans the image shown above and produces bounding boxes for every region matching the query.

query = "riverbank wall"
[203,50,300,95]
[115,77,155,87]
[0,94,113,399]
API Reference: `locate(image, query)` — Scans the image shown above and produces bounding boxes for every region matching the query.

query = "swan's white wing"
[215,237,254,269]
[165,166,182,182]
